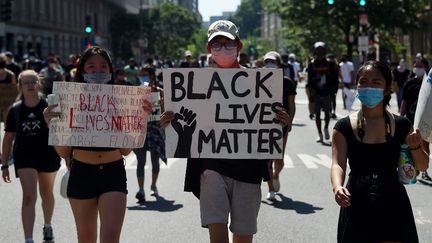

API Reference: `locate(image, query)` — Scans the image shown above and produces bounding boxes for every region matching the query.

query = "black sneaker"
[331,113,337,119]
[309,114,315,120]
[135,191,145,204]
[43,226,54,242]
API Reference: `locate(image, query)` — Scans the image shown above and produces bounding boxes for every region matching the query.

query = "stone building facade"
[0,0,122,61]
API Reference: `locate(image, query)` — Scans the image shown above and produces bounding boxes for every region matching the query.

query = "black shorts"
[67,158,128,199]
[14,158,61,178]
[314,95,332,114]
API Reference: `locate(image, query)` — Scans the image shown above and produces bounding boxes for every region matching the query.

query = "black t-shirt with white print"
[5,99,60,164]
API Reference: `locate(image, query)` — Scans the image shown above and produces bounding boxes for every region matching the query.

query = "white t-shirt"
[339,61,354,84]
[289,61,301,81]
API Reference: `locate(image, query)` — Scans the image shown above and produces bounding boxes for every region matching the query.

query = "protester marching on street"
[2,70,61,243]
[392,58,412,111]
[326,53,340,119]
[133,65,167,204]
[400,58,431,181]
[331,61,429,243]
[160,20,290,243]
[43,46,151,243]
[306,42,339,143]
[262,51,297,201]
[39,57,64,96]
[339,55,354,110]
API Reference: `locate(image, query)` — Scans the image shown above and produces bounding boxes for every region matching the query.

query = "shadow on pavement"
[127,195,183,212]
[262,193,323,214]
[320,141,332,147]
[418,179,432,187]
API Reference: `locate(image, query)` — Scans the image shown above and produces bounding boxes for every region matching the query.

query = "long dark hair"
[74,46,115,83]
[355,61,393,108]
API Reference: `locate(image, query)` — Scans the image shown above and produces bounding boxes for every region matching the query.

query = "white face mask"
[265,63,278,69]
[211,47,238,68]
[413,67,425,77]
[83,73,112,84]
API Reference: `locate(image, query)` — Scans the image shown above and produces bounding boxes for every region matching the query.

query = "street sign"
[358,35,369,52]
[359,14,369,26]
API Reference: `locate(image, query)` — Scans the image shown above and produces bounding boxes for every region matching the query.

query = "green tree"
[150,3,200,59]
[109,11,140,60]
[229,0,262,38]
[263,0,429,58]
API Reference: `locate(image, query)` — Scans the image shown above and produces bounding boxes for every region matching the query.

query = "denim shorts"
[67,158,128,199]
[200,169,261,235]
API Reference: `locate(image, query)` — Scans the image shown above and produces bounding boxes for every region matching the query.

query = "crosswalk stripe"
[283,154,294,168]
[297,153,331,168]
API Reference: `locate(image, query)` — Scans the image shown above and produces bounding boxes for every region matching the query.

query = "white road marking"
[283,154,294,168]
[297,153,332,168]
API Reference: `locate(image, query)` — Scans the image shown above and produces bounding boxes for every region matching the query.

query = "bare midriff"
[73,149,123,164]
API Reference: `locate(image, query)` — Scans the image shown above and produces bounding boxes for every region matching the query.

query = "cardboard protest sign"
[0,83,18,111]
[48,82,151,148]
[163,68,284,159]
[414,70,432,142]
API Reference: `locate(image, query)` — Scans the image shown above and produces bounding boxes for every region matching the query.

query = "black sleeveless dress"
[334,115,418,243]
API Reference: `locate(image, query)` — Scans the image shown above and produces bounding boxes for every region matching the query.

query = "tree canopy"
[263,0,430,59]
[109,3,200,60]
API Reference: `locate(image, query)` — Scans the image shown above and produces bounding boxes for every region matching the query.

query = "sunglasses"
[209,40,237,51]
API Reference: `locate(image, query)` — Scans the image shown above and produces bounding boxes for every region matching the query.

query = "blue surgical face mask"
[138,75,150,86]
[265,63,278,69]
[83,73,112,84]
[356,87,384,108]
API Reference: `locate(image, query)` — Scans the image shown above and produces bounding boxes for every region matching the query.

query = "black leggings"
[134,148,160,177]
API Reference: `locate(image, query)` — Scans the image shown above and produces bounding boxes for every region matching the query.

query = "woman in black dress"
[331,61,429,243]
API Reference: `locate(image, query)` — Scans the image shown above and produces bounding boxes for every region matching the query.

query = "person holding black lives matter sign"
[160,20,290,243]
[43,46,152,243]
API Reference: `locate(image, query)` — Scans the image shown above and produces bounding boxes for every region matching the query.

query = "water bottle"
[398,144,417,185]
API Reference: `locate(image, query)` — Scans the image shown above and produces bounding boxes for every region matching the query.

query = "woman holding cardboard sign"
[43,46,144,243]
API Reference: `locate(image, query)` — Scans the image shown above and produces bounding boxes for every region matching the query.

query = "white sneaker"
[273,178,280,192]
[266,191,276,201]
[150,185,159,197]
[316,133,323,143]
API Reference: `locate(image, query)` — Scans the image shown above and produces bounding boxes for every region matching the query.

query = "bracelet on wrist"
[1,165,9,170]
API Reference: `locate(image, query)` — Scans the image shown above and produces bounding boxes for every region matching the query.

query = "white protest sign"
[48,82,151,148]
[414,70,432,142]
[163,68,284,159]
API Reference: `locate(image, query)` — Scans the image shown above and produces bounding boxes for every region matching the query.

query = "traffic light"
[328,0,335,5]
[1,0,12,22]
[85,15,92,34]
[359,0,366,6]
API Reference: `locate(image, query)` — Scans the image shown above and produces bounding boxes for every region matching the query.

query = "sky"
[199,0,241,22]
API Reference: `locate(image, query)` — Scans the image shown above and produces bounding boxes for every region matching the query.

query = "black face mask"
[0,61,6,69]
